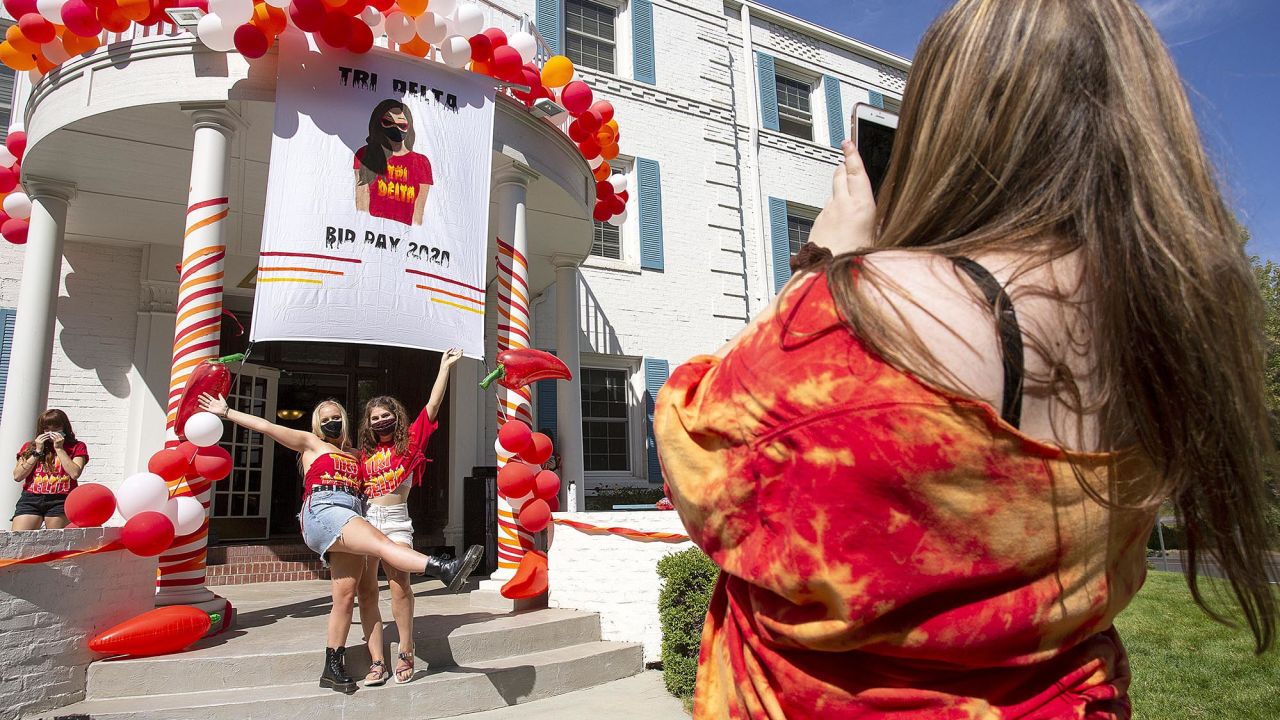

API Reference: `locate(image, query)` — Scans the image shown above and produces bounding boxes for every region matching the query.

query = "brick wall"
[0,528,156,720]
[547,511,692,664]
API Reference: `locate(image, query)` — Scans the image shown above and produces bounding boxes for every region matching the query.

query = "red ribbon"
[0,540,124,571]
[552,518,690,543]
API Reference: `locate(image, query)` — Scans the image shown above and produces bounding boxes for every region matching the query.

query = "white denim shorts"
[364,502,414,546]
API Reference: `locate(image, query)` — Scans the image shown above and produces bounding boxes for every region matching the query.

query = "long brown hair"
[821,0,1277,651]
[34,409,76,471]
[359,396,410,458]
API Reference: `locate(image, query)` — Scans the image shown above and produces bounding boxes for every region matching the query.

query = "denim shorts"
[298,490,365,566]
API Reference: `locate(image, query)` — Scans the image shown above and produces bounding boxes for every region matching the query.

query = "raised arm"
[12,437,42,481]
[423,348,463,422]
[198,394,323,454]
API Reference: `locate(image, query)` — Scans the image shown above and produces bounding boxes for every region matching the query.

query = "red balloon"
[567,119,589,143]
[65,484,116,527]
[121,511,176,557]
[519,433,553,465]
[88,606,211,658]
[607,193,626,215]
[148,448,190,482]
[318,11,351,48]
[518,498,551,532]
[467,33,492,62]
[193,444,232,481]
[1,218,28,245]
[560,80,593,116]
[617,190,629,203]
[547,495,560,512]
[589,100,614,124]
[513,67,541,105]
[289,0,326,32]
[481,27,506,48]
[534,470,560,501]
[177,440,198,458]
[491,45,522,82]
[2,0,38,18]
[346,16,373,53]
[369,0,393,11]
[577,110,601,134]
[497,461,536,498]
[498,419,532,454]
[17,14,54,44]
[0,165,16,193]
[233,24,269,59]
[338,0,362,15]
[578,137,601,159]
[61,0,102,37]
[592,201,611,223]
[595,179,615,200]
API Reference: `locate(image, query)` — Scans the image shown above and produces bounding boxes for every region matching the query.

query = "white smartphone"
[852,103,898,197]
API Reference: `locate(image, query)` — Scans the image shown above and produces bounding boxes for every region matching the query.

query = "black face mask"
[371,417,397,434]
[320,420,343,439]
[384,126,405,142]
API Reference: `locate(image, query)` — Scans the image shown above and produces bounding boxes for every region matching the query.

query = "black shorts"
[11,491,68,520]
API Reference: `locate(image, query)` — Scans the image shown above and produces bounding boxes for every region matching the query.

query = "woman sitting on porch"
[10,409,88,530]
[356,347,464,686]
[198,393,483,694]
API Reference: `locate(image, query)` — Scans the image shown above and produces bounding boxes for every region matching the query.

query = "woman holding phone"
[656,0,1278,717]
[11,409,88,530]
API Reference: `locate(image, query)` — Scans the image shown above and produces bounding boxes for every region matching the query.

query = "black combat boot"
[421,545,484,593]
[320,646,357,694]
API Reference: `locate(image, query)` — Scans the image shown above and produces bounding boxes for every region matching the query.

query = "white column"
[0,178,74,529]
[552,259,585,513]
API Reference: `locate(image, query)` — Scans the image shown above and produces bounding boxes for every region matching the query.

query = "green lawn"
[1115,571,1280,719]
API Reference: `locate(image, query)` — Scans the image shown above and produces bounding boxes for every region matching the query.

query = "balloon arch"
[0,0,630,244]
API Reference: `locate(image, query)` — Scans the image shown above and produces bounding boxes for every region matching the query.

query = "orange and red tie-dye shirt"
[654,270,1158,720]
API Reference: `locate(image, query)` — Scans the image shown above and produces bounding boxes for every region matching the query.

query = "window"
[212,372,272,520]
[581,367,630,471]
[565,0,616,74]
[592,220,621,259]
[787,213,814,257]
[775,73,813,141]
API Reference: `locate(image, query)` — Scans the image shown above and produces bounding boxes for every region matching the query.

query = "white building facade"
[0,1,908,553]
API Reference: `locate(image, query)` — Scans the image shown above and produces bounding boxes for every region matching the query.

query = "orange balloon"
[398,37,430,58]
[252,4,288,36]
[6,26,38,54]
[606,119,619,132]
[34,49,56,74]
[592,161,611,181]
[63,32,101,56]
[98,3,133,33]
[595,126,616,147]
[397,0,426,16]
[470,58,492,76]
[119,0,151,20]
[0,42,37,72]
[601,143,619,161]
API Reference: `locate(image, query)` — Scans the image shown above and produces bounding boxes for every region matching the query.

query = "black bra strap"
[951,257,1024,429]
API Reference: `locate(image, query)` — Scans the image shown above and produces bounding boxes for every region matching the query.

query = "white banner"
[251,42,495,358]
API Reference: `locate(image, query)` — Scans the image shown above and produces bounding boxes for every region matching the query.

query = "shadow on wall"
[579,275,622,355]
[56,243,140,398]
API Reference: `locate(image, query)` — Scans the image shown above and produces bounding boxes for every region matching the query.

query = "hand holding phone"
[851,103,898,198]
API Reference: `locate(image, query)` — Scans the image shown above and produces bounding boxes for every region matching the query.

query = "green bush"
[656,547,719,701]
[584,485,667,511]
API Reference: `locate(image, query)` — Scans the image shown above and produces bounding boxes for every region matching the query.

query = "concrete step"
[46,641,645,720]
[85,607,604,698]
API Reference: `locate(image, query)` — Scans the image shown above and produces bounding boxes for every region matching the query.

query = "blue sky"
[767,0,1280,260]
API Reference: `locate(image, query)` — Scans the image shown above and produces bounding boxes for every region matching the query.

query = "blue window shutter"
[643,358,669,484]
[536,0,562,55]
[632,0,655,84]
[768,197,791,293]
[869,90,885,109]
[756,52,779,131]
[824,75,844,148]
[637,158,664,271]
[0,308,14,415]
[536,373,558,446]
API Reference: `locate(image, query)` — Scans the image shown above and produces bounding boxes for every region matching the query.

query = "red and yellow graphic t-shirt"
[655,269,1157,720]
[361,407,438,499]
[303,452,361,498]
[18,441,89,495]
[354,148,433,226]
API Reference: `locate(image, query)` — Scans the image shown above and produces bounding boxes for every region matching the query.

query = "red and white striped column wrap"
[493,237,537,577]
[156,108,236,603]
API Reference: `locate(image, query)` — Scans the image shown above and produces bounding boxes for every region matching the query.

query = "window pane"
[591,221,621,259]
[214,493,228,517]
[231,494,245,517]
[566,0,614,39]
[775,75,811,114]
[246,494,260,517]
[565,33,616,74]
[580,367,630,472]
[779,117,813,141]
[788,215,814,256]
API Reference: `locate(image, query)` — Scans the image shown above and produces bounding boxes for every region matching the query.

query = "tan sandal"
[364,659,390,687]
[394,651,415,684]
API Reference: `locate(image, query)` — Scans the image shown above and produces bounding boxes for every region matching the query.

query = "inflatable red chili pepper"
[479,349,572,391]
[175,353,245,440]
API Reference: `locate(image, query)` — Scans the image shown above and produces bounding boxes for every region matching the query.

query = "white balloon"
[36,0,67,24]
[264,0,290,7]
[0,147,15,167]
[117,472,170,519]
[168,496,207,537]
[508,31,537,64]
[385,12,417,44]
[3,193,31,220]
[416,12,449,45]
[588,155,604,169]
[26,69,44,85]
[209,0,253,26]
[431,0,457,17]
[452,4,484,37]
[439,35,472,68]
[184,411,225,448]
[359,7,383,27]
[40,41,70,65]
[609,174,628,194]
[607,208,628,227]
[197,14,236,53]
